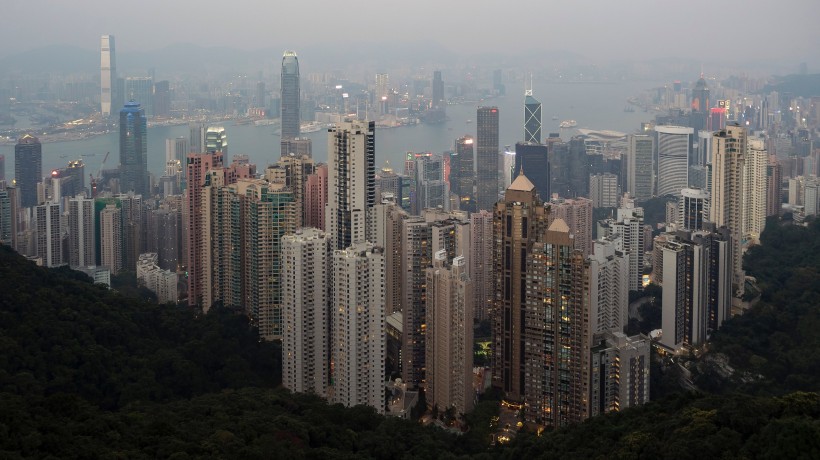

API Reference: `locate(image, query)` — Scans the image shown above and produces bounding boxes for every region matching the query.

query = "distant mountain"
[761,73,820,98]
[0,45,97,74]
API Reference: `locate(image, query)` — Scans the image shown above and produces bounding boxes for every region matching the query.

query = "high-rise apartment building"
[119,101,149,196]
[99,203,122,275]
[35,202,62,267]
[588,237,629,335]
[655,126,693,197]
[711,124,747,289]
[470,210,493,321]
[266,154,315,228]
[524,93,542,144]
[425,251,474,415]
[743,138,768,243]
[305,163,328,231]
[679,187,709,231]
[331,242,385,413]
[766,158,782,217]
[117,193,144,272]
[589,332,650,417]
[280,51,301,152]
[68,195,95,268]
[549,195,593,256]
[100,35,117,117]
[14,134,42,208]
[492,173,550,402]
[598,201,645,292]
[326,120,376,251]
[476,107,499,211]
[282,228,330,396]
[280,138,312,158]
[371,198,407,316]
[627,134,655,201]
[523,218,589,427]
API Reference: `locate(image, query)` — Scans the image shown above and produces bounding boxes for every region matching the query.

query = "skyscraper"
[119,101,149,196]
[331,242,385,412]
[14,134,42,208]
[305,164,328,231]
[588,237,629,335]
[266,154,315,228]
[655,126,694,197]
[627,134,655,202]
[205,126,227,155]
[426,251,474,415]
[99,203,122,275]
[549,195,593,256]
[431,70,444,109]
[280,51,301,153]
[523,218,590,427]
[598,201,645,292]
[124,77,154,117]
[282,228,330,396]
[100,35,116,117]
[68,195,95,268]
[186,151,224,306]
[524,92,542,144]
[492,173,550,402]
[451,136,475,209]
[325,120,376,251]
[476,106,499,210]
[589,332,650,416]
[589,173,620,208]
[680,187,709,231]
[414,154,449,212]
[743,138,768,243]
[513,142,549,199]
[690,76,710,133]
[470,210,493,321]
[711,124,747,289]
[35,202,62,267]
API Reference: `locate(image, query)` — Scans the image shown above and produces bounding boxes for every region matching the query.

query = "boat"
[300,121,327,133]
[559,120,577,128]
[576,128,627,140]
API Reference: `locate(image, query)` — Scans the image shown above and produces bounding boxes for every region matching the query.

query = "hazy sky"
[3,0,819,63]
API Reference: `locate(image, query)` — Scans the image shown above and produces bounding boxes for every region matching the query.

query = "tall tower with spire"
[524,77,541,144]
[280,51,301,155]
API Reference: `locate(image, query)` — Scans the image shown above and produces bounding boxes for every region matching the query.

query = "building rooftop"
[508,173,535,192]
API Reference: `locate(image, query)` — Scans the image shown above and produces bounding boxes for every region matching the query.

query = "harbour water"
[0,80,657,180]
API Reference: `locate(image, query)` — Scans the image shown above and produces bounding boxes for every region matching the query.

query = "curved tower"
[280,51,300,155]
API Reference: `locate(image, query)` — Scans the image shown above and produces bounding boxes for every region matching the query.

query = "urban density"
[0,10,818,454]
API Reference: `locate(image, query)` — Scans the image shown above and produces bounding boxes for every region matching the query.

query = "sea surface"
[1,80,657,180]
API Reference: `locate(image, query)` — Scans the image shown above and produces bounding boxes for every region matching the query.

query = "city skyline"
[1,0,818,67]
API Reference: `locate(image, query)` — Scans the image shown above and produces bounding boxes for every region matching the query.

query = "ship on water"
[559,119,577,128]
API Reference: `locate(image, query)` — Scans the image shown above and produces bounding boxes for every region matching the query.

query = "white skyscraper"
[426,251,474,415]
[711,125,747,289]
[100,35,116,117]
[590,173,620,208]
[655,126,694,197]
[598,201,645,292]
[282,229,330,397]
[35,202,62,267]
[627,134,654,201]
[326,120,376,251]
[743,138,768,243]
[588,237,629,335]
[68,194,95,268]
[331,242,385,412]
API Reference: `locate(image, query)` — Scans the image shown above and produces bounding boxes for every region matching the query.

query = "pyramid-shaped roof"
[508,173,535,192]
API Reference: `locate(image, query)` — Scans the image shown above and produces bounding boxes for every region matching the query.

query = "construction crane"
[90,151,110,198]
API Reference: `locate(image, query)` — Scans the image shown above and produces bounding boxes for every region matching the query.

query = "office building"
[205,126,227,155]
[470,210,493,321]
[549,195,593,256]
[492,173,550,402]
[513,142,549,199]
[14,134,42,208]
[325,120,376,251]
[524,92,542,144]
[431,70,444,109]
[450,136,475,208]
[414,154,449,213]
[35,202,62,267]
[99,204,122,274]
[588,237,629,335]
[100,35,117,117]
[124,77,153,117]
[590,173,620,208]
[627,134,654,202]
[280,51,301,152]
[189,123,206,154]
[282,228,330,397]
[426,251,474,414]
[679,187,709,232]
[476,106,499,210]
[523,218,590,427]
[690,76,710,132]
[589,332,650,416]
[136,253,177,304]
[68,194,95,268]
[655,126,693,197]
[331,242,385,413]
[119,101,149,196]
[152,80,170,118]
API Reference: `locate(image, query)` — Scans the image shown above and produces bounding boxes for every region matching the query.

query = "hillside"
[1,214,820,458]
